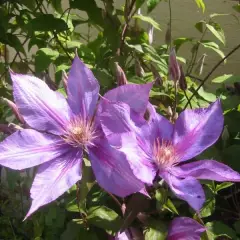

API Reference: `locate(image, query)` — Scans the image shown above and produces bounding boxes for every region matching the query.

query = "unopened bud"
[135,58,145,77]
[222,125,229,148]
[148,25,154,45]
[169,48,180,82]
[179,65,187,90]
[62,70,68,91]
[194,54,207,76]
[165,23,171,45]
[167,106,173,117]
[173,112,178,121]
[2,98,25,123]
[115,62,128,86]
[151,64,162,86]
[0,123,22,134]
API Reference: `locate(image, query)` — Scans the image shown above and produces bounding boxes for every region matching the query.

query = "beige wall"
[66,0,240,79]
[6,0,240,83]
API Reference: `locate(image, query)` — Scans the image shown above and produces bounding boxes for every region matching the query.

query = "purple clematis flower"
[167,217,206,240]
[100,99,240,211]
[0,56,153,219]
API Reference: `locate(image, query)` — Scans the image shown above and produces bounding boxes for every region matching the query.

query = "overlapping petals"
[11,73,71,135]
[101,99,240,212]
[25,150,82,219]
[167,217,205,240]
[0,55,155,219]
[67,56,100,118]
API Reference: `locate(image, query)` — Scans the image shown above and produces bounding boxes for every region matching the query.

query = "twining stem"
[173,80,178,118]
[184,43,240,110]
[117,0,137,56]
[168,0,172,51]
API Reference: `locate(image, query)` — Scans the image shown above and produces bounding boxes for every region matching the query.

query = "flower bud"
[151,64,162,86]
[165,23,171,45]
[166,106,173,117]
[135,58,145,77]
[194,53,207,76]
[179,65,187,90]
[148,25,154,45]
[62,70,68,91]
[169,48,180,82]
[114,62,128,86]
[2,98,25,123]
[0,123,22,134]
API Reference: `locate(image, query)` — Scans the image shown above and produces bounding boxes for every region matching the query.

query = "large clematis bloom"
[167,217,205,240]
[0,56,153,219]
[100,100,240,211]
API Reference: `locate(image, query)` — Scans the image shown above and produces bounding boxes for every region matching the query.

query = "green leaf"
[163,199,179,214]
[233,4,240,13]
[147,0,162,13]
[234,220,240,235]
[78,158,95,210]
[144,219,168,240]
[70,0,104,26]
[61,220,99,240]
[0,33,25,54]
[35,48,59,73]
[215,182,233,193]
[87,206,122,235]
[65,198,79,212]
[136,0,145,9]
[200,40,225,60]
[200,197,215,218]
[133,15,161,31]
[212,74,240,84]
[206,23,226,45]
[206,221,237,239]
[173,38,193,51]
[195,0,205,12]
[197,86,217,102]
[223,145,240,172]
[195,20,205,33]
[51,0,63,13]
[28,14,68,32]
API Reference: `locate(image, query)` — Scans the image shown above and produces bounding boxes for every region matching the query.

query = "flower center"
[153,138,178,169]
[63,117,98,149]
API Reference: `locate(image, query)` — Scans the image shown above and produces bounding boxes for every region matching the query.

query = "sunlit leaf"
[195,0,205,12]
[206,23,226,45]
[133,15,161,31]
[147,0,162,13]
[212,74,240,84]
[35,48,59,72]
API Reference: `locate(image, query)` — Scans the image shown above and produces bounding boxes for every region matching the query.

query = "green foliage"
[0,0,240,239]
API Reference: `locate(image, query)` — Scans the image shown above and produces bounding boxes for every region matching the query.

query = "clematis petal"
[173,160,240,182]
[25,150,82,219]
[161,172,205,212]
[167,217,205,240]
[67,56,100,118]
[99,102,156,185]
[89,138,145,197]
[0,129,67,170]
[11,73,71,135]
[147,103,173,141]
[103,82,153,114]
[173,100,223,162]
[100,101,146,137]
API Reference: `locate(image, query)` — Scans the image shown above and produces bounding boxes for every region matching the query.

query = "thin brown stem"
[184,43,240,110]
[117,0,137,56]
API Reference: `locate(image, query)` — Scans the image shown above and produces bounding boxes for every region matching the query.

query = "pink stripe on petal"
[0,129,68,170]
[173,100,223,162]
[25,150,82,219]
[11,73,71,135]
[67,56,100,119]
